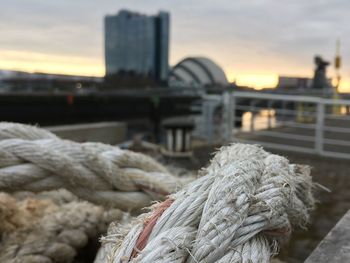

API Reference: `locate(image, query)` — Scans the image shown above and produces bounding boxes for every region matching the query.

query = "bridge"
[0,88,202,126]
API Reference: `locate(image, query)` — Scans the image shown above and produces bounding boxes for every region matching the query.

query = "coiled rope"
[0,122,185,211]
[0,192,127,263]
[96,143,315,263]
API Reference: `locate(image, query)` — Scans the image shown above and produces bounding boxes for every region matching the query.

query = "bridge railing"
[226,91,350,159]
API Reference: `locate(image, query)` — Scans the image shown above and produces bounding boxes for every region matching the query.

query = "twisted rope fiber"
[0,122,185,211]
[0,192,127,263]
[96,143,315,263]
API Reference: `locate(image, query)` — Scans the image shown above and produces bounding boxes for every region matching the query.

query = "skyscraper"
[104,10,170,83]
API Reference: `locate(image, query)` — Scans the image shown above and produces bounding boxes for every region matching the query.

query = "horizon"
[1,1,350,91]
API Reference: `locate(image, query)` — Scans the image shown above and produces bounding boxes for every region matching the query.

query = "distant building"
[168,57,229,88]
[276,75,333,93]
[0,70,102,92]
[277,76,313,90]
[104,10,169,83]
[277,56,334,94]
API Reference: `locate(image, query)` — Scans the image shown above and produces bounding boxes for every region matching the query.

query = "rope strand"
[97,143,315,263]
[0,122,186,211]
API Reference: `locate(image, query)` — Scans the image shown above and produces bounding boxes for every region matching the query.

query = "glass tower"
[104,10,170,82]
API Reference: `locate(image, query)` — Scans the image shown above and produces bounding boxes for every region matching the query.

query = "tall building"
[104,10,169,83]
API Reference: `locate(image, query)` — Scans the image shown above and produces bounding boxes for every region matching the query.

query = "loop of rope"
[0,122,184,211]
[0,192,126,263]
[97,143,315,263]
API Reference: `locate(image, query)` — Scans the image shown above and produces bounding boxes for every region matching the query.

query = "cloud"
[1,0,350,90]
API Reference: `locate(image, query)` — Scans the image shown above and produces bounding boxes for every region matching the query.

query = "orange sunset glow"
[1,0,350,92]
[0,50,104,77]
[0,0,350,92]
[2,49,350,92]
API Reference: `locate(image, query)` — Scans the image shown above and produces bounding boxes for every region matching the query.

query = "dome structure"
[169,57,229,87]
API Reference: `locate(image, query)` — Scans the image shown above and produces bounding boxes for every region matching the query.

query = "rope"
[0,192,127,263]
[0,122,185,211]
[96,143,315,263]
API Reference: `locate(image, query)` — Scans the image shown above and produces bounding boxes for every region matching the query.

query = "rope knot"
[103,143,315,263]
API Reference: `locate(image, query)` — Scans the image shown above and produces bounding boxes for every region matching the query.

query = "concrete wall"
[304,209,350,263]
[45,122,126,145]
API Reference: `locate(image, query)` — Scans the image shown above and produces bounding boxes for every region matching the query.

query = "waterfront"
[1,1,350,262]
[191,144,350,262]
[241,110,277,132]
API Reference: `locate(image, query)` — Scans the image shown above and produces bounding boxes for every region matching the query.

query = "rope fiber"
[0,122,185,211]
[0,122,315,262]
[96,143,315,263]
[0,191,127,263]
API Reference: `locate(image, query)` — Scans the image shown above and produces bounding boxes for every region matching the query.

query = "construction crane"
[334,38,341,92]
[333,39,341,114]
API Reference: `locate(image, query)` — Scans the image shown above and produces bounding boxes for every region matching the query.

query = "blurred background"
[1,1,350,262]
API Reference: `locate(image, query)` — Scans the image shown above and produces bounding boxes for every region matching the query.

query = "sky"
[1,0,350,91]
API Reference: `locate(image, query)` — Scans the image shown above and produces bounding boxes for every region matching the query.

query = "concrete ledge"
[304,209,350,263]
[45,122,126,145]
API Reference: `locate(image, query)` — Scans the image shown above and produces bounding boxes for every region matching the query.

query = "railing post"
[222,92,234,142]
[202,95,221,145]
[230,92,235,141]
[315,101,325,154]
[250,101,256,132]
[267,100,273,129]
[281,101,287,125]
[203,99,213,145]
[250,113,255,132]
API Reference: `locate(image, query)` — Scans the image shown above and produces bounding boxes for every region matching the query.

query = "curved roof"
[169,57,229,87]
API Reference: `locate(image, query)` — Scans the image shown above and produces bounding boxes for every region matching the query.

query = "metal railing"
[226,91,350,159]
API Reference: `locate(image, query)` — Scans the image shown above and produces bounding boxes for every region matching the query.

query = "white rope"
[0,192,128,263]
[97,143,315,263]
[0,122,185,211]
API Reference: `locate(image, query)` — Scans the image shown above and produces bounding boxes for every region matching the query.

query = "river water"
[241,110,277,132]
